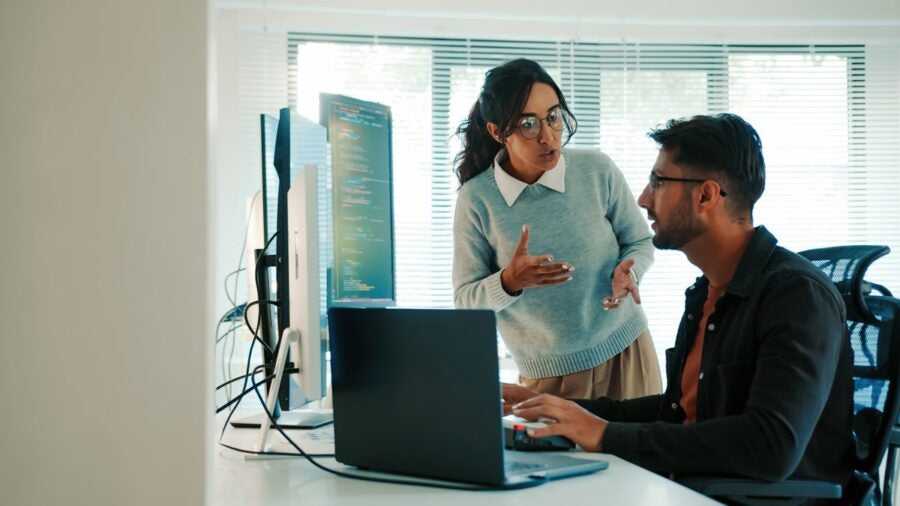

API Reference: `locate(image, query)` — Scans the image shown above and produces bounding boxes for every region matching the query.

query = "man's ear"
[486,122,502,143]
[697,180,724,208]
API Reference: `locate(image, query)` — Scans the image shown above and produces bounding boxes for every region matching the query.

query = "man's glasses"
[648,173,728,196]
[513,107,573,140]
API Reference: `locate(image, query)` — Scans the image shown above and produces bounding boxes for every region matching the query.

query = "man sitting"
[504,113,854,490]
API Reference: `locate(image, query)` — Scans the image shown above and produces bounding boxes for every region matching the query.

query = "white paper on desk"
[222,425,335,457]
[269,426,334,456]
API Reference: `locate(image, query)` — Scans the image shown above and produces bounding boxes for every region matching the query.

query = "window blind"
[235,30,900,381]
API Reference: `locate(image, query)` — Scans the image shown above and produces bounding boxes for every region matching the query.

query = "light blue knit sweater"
[452,148,654,378]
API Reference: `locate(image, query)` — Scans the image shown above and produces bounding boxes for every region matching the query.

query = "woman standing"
[453,58,661,399]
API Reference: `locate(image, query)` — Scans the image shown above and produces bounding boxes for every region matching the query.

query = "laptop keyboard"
[505,461,545,473]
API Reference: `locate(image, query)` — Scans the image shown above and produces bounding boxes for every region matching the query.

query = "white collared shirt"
[492,149,566,207]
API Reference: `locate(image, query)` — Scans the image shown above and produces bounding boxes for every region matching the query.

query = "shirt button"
[671,403,678,410]
[687,314,694,320]
[699,372,704,380]
[707,323,716,331]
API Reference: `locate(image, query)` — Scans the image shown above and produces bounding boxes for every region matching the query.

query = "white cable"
[219,191,262,401]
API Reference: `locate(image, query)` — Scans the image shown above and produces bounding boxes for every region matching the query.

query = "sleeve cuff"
[601,422,640,461]
[486,270,520,310]
[574,397,613,417]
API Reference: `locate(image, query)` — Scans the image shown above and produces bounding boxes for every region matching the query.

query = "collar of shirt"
[726,225,778,298]
[492,149,566,207]
[685,225,778,301]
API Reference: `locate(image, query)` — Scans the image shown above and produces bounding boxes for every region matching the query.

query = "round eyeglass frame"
[511,107,573,140]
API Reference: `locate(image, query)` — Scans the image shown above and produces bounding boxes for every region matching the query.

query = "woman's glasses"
[513,107,573,139]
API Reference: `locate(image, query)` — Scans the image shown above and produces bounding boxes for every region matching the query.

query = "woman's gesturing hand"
[500,224,575,295]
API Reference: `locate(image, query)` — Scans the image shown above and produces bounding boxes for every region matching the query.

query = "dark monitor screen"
[320,93,395,307]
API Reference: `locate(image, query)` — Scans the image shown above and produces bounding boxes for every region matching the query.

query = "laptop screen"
[328,307,507,485]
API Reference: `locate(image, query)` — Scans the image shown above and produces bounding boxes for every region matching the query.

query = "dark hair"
[453,58,577,186]
[648,113,765,215]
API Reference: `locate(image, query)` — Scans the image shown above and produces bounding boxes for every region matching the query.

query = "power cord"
[215,368,266,394]
[241,299,278,354]
[216,322,242,345]
[215,367,271,415]
[223,267,246,308]
[216,309,243,400]
[241,228,282,356]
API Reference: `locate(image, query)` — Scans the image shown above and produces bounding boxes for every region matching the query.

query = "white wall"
[218,0,900,42]
[0,1,211,505]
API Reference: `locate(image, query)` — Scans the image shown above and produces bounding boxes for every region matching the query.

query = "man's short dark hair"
[648,113,766,215]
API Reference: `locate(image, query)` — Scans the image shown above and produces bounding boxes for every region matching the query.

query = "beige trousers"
[519,329,662,400]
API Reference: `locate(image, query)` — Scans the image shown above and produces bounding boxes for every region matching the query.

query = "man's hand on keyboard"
[511,394,608,452]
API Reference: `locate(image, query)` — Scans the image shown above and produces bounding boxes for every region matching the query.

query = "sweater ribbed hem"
[486,270,520,310]
[515,311,648,378]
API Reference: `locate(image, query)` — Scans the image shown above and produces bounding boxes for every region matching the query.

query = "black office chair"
[886,417,900,506]
[804,246,900,506]
[801,246,894,322]
[680,245,900,506]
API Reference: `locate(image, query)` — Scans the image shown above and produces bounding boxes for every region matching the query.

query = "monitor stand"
[230,329,333,431]
[230,410,333,430]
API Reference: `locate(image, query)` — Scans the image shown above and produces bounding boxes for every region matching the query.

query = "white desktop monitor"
[234,164,327,432]
[287,164,323,403]
[232,143,330,431]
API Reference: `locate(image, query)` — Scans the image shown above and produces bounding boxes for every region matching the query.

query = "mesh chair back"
[800,245,899,504]
[848,296,900,480]
[800,245,890,321]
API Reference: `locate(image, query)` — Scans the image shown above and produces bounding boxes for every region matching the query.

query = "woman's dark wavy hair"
[453,58,577,186]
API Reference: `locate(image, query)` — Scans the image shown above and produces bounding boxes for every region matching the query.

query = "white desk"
[211,414,721,505]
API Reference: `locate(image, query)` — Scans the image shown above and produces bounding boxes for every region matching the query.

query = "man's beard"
[652,197,706,250]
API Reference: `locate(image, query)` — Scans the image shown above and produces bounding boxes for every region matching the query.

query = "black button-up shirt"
[580,226,854,484]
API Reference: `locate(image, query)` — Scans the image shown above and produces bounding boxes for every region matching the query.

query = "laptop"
[327,307,608,489]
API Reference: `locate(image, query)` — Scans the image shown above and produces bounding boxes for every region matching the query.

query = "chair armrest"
[678,475,842,500]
